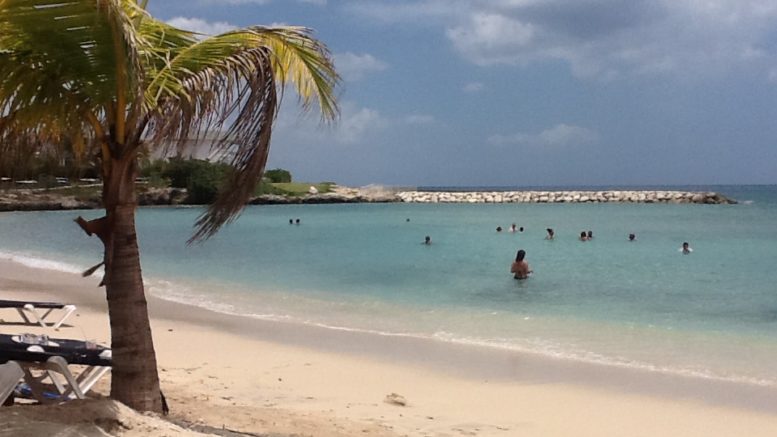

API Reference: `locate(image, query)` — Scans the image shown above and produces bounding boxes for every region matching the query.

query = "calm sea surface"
[2,185,777,386]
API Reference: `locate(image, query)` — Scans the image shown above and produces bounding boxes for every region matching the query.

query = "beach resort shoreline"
[0,185,736,212]
[2,258,777,436]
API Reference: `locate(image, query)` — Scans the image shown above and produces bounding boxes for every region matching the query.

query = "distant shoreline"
[0,185,736,212]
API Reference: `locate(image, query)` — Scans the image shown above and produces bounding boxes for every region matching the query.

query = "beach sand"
[2,259,777,436]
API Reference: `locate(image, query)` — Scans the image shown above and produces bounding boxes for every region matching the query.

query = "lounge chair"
[0,333,111,403]
[0,299,77,329]
[0,361,24,406]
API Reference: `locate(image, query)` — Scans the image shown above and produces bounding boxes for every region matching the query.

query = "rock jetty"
[0,187,736,211]
[396,190,736,204]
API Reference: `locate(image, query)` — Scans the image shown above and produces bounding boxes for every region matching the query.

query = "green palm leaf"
[140,25,339,241]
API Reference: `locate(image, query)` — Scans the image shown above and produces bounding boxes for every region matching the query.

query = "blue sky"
[150,0,777,187]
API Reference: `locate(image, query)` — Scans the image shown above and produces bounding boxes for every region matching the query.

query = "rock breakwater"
[396,190,736,204]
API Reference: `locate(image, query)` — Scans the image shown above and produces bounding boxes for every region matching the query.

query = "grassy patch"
[46,185,102,201]
[255,182,333,197]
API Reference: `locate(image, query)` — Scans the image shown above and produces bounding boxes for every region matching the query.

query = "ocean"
[1,185,777,387]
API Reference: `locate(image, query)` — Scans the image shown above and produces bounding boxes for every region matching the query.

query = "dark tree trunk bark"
[105,202,162,412]
[78,151,163,412]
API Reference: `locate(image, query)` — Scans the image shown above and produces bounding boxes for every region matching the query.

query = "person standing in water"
[545,228,554,240]
[511,249,532,279]
[680,241,693,254]
[423,235,432,245]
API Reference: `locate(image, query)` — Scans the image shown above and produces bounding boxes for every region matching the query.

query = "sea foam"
[0,250,85,275]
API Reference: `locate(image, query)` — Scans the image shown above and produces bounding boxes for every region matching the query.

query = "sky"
[149,0,777,187]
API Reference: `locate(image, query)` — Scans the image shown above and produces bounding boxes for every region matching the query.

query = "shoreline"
[4,247,774,394]
[3,259,777,435]
[0,185,736,212]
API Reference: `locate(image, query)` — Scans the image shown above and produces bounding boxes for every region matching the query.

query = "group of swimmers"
[414,217,695,279]
[496,223,524,233]
[509,237,693,280]
[423,224,693,280]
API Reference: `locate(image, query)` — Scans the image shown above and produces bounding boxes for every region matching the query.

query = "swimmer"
[510,249,532,279]
[519,226,524,232]
[295,218,300,225]
[509,223,517,233]
[680,241,692,254]
[587,230,593,239]
[628,233,636,241]
[545,228,554,240]
[289,219,293,225]
[423,235,432,245]
[579,231,588,241]
[496,226,503,232]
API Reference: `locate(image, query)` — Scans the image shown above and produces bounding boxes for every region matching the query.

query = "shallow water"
[1,185,776,386]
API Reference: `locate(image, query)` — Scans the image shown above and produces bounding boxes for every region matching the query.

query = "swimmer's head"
[515,249,526,261]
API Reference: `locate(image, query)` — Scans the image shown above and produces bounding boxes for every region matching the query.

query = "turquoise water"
[2,185,777,386]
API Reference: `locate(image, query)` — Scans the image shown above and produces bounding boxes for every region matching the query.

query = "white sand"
[2,260,777,436]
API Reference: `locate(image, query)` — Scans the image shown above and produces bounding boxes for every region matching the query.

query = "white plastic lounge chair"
[0,361,23,405]
[0,334,111,402]
[0,299,77,329]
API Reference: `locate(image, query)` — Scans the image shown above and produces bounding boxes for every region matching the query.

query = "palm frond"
[0,0,146,147]
[140,25,339,241]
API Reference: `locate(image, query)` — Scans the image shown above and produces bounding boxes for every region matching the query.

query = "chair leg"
[44,356,86,399]
[0,362,24,406]
[19,365,52,403]
[52,305,77,330]
[15,307,33,325]
[21,304,47,328]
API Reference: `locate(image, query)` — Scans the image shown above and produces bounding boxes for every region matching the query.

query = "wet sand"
[2,259,777,436]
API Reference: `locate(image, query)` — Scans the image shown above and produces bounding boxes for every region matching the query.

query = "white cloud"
[298,0,327,4]
[349,0,777,79]
[538,124,599,146]
[463,82,485,93]
[167,17,236,36]
[344,0,462,24]
[489,123,599,147]
[458,1,777,78]
[337,107,386,144]
[447,13,534,61]
[335,52,388,81]
[404,114,436,125]
[276,102,387,146]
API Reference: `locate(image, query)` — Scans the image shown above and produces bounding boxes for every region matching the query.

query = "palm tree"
[0,0,339,412]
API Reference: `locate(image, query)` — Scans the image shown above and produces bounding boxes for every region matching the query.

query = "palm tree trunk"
[80,152,163,412]
[105,201,162,412]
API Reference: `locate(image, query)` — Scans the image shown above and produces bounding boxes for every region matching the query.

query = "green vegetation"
[263,168,292,183]
[4,157,333,201]
[138,158,331,200]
